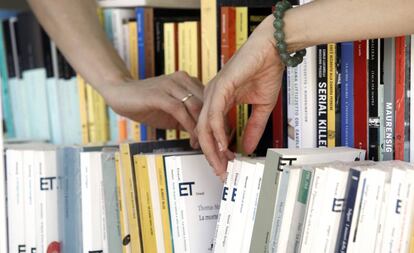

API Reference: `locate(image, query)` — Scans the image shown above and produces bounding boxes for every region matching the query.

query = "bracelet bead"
[273,0,305,67]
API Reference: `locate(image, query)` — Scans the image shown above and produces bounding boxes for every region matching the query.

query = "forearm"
[262,0,414,52]
[27,0,131,97]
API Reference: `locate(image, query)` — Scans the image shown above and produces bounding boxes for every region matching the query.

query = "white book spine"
[7,150,26,253]
[224,161,255,253]
[380,168,407,253]
[294,65,302,148]
[177,157,190,253]
[352,169,387,253]
[212,161,234,253]
[300,47,317,148]
[81,152,104,253]
[122,23,131,69]
[165,156,184,253]
[23,151,37,253]
[147,155,166,253]
[300,168,327,253]
[111,9,135,62]
[101,170,109,253]
[0,95,6,253]
[240,162,265,253]
[275,168,302,253]
[37,150,60,253]
[399,168,414,253]
[374,183,391,253]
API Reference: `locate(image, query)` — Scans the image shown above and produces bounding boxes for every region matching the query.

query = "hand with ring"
[102,71,204,148]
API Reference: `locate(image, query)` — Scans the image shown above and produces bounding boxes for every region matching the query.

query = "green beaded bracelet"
[273,0,306,67]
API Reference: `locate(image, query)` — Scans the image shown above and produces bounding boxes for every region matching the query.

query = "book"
[341,42,354,147]
[368,39,380,161]
[251,147,366,253]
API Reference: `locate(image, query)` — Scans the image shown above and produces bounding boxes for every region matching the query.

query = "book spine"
[301,47,317,148]
[395,36,406,161]
[134,155,158,253]
[327,43,336,147]
[403,36,411,161]
[115,152,132,253]
[0,23,15,137]
[201,0,218,83]
[383,38,396,160]
[136,8,148,141]
[411,36,414,163]
[317,44,328,147]
[335,43,342,146]
[341,42,355,147]
[220,7,236,68]
[354,40,368,152]
[164,22,178,140]
[23,151,37,253]
[178,22,190,140]
[273,84,285,148]
[102,151,123,253]
[119,144,143,253]
[368,39,380,161]
[0,109,6,253]
[155,156,173,253]
[379,39,385,161]
[77,76,90,144]
[335,168,361,253]
[81,152,103,253]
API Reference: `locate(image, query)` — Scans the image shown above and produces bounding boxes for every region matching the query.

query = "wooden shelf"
[97,0,200,9]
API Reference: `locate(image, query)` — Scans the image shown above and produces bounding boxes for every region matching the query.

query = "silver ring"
[181,93,194,103]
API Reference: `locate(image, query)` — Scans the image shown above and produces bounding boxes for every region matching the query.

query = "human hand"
[197,15,285,176]
[102,71,204,148]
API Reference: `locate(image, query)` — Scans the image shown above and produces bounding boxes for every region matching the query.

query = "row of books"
[2,139,223,253]
[0,8,204,146]
[214,150,414,253]
[4,140,414,253]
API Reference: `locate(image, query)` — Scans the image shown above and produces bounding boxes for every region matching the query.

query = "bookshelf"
[97,0,200,9]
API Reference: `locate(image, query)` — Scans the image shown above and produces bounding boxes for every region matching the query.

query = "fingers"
[242,104,273,154]
[168,79,203,123]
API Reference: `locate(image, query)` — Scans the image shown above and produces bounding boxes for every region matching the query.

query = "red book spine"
[394,36,405,160]
[273,90,284,148]
[221,7,237,147]
[353,40,368,151]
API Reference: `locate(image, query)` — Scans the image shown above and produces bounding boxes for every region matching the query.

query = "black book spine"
[335,43,342,146]
[3,20,16,78]
[368,39,379,161]
[282,70,288,148]
[154,18,165,77]
[41,30,53,78]
[316,44,328,147]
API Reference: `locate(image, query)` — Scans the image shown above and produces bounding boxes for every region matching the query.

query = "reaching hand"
[197,15,285,176]
[103,71,204,148]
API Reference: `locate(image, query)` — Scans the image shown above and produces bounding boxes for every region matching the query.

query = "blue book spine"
[136,8,147,141]
[340,42,354,147]
[0,24,15,137]
[335,168,360,253]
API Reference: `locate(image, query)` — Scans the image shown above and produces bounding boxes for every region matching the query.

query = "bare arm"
[27,0,129,96]
[198,0,414,174]
[27,0,204,147]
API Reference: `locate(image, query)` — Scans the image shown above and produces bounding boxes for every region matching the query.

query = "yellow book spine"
[187,21,200,78]
[115,152,131,253]
[179,22,190,140]
[93,89,109,142]
[235,8,249,153]
[235,7,248,50]
[77,75,89,144]
[164,22,178,140]
[134,155,158,253]
[86,84,97,143]
[119,144,143,253]
[97,7,104,25]
[327,43,336,147]
[155,155,173,253]
[201,0,218,83]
